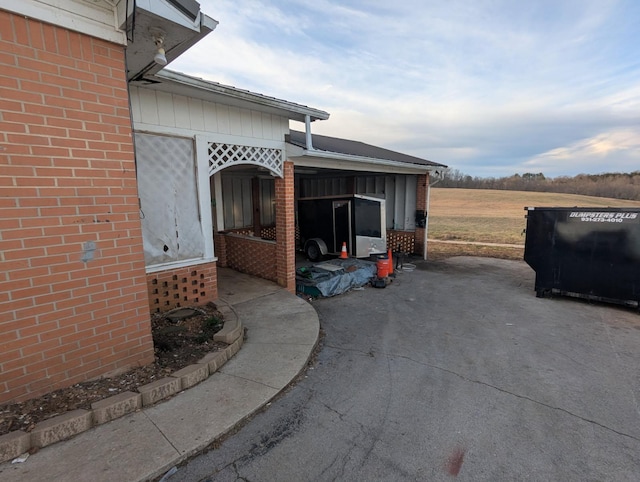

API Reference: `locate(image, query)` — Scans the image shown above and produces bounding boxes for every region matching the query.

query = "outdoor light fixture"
[153,33,167,66]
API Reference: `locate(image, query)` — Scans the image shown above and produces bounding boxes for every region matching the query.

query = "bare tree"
[435,170,640,201]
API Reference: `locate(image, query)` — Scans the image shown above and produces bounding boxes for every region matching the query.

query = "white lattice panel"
[136,133,205,266]
[207,142,283,177]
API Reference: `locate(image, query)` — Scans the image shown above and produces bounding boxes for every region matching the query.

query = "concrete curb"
[0,284,320,482]
[144,295,320,482]
[0,302,244,464]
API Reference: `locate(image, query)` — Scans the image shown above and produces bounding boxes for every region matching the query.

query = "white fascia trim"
[290,149,437,175]
[8,1,125,44]
[145,256,217,274]
[135,0,200,31]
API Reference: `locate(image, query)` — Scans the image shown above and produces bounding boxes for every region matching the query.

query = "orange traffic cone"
[387,248,393,275]
[340,242,348,259]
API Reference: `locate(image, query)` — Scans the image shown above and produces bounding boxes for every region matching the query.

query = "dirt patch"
[0,303,227,436]
[428,242,524,261]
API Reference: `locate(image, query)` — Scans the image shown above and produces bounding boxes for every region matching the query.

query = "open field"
[426,188,640,260]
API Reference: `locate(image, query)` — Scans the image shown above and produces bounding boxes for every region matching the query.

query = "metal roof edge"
[286,132,447,170]
[153,70,330,121]
[289,147,442,173]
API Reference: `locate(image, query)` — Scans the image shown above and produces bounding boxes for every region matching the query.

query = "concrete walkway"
[0,269,320,482]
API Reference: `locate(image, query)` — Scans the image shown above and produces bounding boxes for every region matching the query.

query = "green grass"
[429,216,526,244]
[427,188,640,259]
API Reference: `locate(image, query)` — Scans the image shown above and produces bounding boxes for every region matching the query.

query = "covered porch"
[132,70,445,312]
[213,129,446,298]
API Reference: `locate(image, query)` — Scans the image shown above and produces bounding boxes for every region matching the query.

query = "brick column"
[415,172,429,258]
[275,161,296,293]
[214,232,228,267]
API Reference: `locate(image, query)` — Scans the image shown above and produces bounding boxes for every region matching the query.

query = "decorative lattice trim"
[208,142,283,177]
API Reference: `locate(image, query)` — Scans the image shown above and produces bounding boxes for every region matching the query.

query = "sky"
[171,0,640,178]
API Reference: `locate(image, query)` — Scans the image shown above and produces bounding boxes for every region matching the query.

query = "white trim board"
[4,0,125,44]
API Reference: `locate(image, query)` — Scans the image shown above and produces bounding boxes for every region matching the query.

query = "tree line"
[436,170,640,201]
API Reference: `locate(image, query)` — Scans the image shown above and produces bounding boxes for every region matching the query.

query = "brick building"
[1,0,444,405]
[0,0,217,404]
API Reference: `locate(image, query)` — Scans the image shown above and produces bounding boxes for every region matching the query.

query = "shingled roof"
[286,130,446,169]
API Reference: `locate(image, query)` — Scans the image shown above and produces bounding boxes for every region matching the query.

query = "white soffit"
[122,2,218,80]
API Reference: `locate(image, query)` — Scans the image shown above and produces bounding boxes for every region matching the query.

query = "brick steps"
[0,306,244,464]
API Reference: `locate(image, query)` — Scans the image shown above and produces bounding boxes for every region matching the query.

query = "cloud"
[172,0,640,178]
[522,128,640,176]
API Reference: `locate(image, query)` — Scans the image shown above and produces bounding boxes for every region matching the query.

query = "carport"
[131,69,446,309]
[286,130,447,259]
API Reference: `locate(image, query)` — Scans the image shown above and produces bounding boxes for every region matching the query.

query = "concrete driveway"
[171,257,640,481]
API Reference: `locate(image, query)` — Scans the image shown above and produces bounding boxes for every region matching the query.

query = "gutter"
[290,147,441,174]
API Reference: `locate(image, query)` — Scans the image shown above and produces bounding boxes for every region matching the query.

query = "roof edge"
[287,145,444,173]
[153,70,330,122]
[287,130,447,169]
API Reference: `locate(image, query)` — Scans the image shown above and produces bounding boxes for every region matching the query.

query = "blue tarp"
[296,259,377,297]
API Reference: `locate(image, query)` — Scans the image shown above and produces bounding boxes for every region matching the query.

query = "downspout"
[305,114,313,151]
[423,171,442,260]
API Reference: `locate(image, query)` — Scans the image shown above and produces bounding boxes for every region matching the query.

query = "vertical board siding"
[404,175,417,230]
[385,176,396,229]
[216,104,231,134]
[223,176,254,229]
[241,178,253,223]
[188,97,205,131]
[260,179,276,225]
[130,87,289,142]
[173,94,191,128]
[228,106,243,135]
[251,111,263,138]
[156,91,176,126]
[394,175,407,230]
[203,101,218,131]
[299,174,418,231]
[138,88,159,125]
[240,109,253,137]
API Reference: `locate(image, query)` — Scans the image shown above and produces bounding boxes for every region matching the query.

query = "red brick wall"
[214,232,228,267]
[415,173,430,257]
[215,228,264,269]
[417,173,429,212]
[0,12,154,404]
[224,234,277,281]
[146,262,218,313]
[275,161,295,292]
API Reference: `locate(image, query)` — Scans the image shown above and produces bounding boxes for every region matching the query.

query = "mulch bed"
[0,302,227,436]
